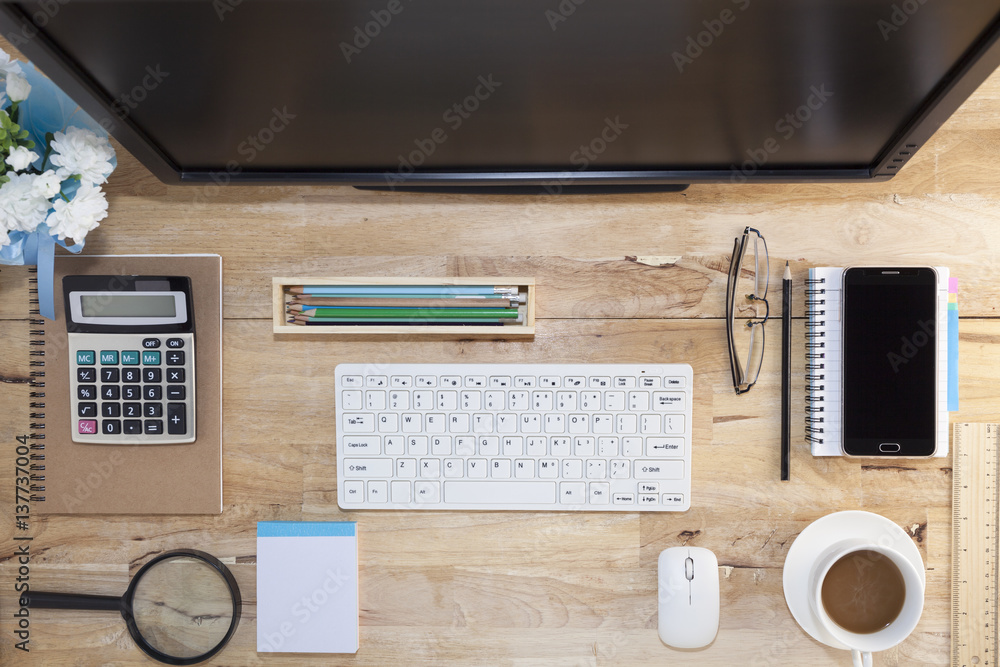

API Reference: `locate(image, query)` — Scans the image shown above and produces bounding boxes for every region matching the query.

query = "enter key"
[645,437,685,457]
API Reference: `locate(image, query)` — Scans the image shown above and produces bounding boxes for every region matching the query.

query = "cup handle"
[851,649,872,667]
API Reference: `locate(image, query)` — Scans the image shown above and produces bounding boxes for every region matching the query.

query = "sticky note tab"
[948,280,958,411]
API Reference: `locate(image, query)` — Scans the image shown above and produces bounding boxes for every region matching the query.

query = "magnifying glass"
[25,549,241,665]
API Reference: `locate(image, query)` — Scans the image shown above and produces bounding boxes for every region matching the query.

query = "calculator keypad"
[69,333,196,444]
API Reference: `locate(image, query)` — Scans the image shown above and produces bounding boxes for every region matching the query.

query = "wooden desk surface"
[3,35,1000,666]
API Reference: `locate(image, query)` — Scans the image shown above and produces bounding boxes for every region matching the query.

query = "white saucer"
[782,510,926,649]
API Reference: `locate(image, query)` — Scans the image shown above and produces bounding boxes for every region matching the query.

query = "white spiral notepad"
[804,267,950,457]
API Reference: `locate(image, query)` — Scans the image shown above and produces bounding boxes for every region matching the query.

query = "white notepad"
[805,267,950,457]
[257,521,359,653]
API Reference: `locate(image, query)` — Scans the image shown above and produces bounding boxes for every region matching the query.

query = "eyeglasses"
[726,226,769,394]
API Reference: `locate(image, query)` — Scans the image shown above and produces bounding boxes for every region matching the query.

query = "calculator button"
[99,350,119,365]
[144,420,163,435]
[78,403,97,418]
[77,367,96,383]
[166,368,185,383]
[123,385,141,400]
[100,368,120,383]
[142,338,161,349]
[101,403,121,418]
[78,420,97,434]
[143,368,162,383]
[166,338,185,348]
[76,350,96,365]
[124,420,143,435]
[123,403,141,418]
[121,351,140,365]
[77,385,96,400]
[167,404,186,434]
[166,385,186,401]
[102,420,122,435]
[145,403,163,418]
[144,385,162,400]
[122,369,140,383]
[142,351,161,365]
[165,351,185,366]
[101,385,120,400]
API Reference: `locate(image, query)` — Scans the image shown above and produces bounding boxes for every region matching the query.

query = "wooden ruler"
[953,423,1000,666]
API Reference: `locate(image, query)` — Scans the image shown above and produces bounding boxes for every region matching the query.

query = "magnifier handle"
[25,591,123,612]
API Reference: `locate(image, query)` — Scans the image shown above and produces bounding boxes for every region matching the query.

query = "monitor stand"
[355,184,689,195]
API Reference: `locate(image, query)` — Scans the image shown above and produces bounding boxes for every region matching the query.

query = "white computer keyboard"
[335,364,693,511]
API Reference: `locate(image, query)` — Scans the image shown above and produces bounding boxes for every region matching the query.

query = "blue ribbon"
[4,225,84,320]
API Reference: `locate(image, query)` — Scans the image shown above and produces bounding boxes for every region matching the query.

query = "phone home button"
[879,442,901,453]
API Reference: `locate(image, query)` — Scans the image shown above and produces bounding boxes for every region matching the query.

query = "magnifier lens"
[130,556,236,660]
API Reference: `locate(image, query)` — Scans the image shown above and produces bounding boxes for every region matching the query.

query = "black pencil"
[781,261,792,481]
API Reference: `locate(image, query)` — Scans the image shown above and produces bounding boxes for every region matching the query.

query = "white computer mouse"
[657,546,720,649]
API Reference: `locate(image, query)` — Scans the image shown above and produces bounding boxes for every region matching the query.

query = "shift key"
[634,460,684,479]
[342,458,393,477]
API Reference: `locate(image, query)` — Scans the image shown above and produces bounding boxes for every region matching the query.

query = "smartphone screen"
[842,267,937,456]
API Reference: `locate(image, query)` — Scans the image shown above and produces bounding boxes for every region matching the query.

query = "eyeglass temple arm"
[25,591,123,612]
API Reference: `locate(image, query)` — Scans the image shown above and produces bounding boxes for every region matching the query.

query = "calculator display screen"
[80,294,178,318]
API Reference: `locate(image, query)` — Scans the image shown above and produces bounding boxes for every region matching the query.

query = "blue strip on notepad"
[257,521,356,537]
[948,305,959,411]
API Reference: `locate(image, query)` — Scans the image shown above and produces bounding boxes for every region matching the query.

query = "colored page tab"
[948,279,959,411]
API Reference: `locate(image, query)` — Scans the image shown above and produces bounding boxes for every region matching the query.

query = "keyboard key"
[367,375,388,387]
[142,338,161,349]
[78,402,97,418]
[166,368,185,383]
[514,459,534,478]
[123,385,142,400]
[102,385,120,400]
[613,492,636,504]
[76,350,96,365]
[445,481,556,504]
[396,458,417,478]
[77,368,96,383]
[343,480,364,501]
[367,481,388,503]
[78,419,97,434]
[343,458,393,477]
[414,481,441,503]
[342,413,375,432]
[121,350,140,365]
[647,437,684,457]
[145,403,163,418]
[102,419,121,435]
[123,402,141,418]
[142,351,161,365]
[391,480,411,503]
[143,368,162,383]
[101,368,120,383]
[390,376,412,387]
[635,460,685,479]
[341,375,363,387]
[665,377,685,388]
[78,385,97,400]
[467,459,488,478]
[590,482,611,504]
[341,390,363,410]
[665,415,686,434]
[100,350,119,365]
[124,420,143,435]
[420,458,441,477]
[122,369,141,383]
[101,403,121,418]
[144,385,162,401]
[165,351,185,366]
[144,420,163,435]
[342,435,380,455]
[653,392,685,411]
[490,459,511,478]
[166,337,185,348]
[560,482,586,504]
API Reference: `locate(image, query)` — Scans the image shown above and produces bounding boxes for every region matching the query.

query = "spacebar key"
[444,481,557,505]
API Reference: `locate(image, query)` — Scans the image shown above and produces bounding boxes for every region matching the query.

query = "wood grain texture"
[3,31,1000,666]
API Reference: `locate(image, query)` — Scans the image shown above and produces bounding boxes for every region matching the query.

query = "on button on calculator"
[166,338,185,348]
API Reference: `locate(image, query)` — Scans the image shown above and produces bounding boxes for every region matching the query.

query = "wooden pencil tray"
[272,277,535,338]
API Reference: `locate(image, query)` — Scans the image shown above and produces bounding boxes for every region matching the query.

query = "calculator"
[65,275,196,445]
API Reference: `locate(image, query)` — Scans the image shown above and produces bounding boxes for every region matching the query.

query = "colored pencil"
[290,316,513,324]
[287,307,518,319]
[289,297,515,309]
[289,320,503,326]
[290,285,516,296]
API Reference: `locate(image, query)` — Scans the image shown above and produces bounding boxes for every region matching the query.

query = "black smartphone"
[842,267,938,456]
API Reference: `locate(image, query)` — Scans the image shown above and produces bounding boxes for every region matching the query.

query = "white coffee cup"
[808,540,924,667]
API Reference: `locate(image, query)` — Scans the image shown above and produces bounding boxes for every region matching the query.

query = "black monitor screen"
[6,0,1000,182]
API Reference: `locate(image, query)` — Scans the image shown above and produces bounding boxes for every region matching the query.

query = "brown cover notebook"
[33,254,222,514]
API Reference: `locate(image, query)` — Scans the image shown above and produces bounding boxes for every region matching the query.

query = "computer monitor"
[2,0,999,190]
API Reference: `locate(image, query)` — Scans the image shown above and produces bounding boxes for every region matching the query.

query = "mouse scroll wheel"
[684,556,695,581]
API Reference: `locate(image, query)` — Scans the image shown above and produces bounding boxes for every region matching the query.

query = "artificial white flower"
[0,49,22,77]
[0,172,52,232]
[34,170,63,199]
[5,145,39,171]
[6,71,30,103]
[46,183,108,242]
[49,127,115,186]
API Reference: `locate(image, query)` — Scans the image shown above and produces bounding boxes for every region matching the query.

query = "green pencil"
[288,307,518,319]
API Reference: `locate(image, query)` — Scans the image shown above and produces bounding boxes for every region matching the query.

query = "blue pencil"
[291,285,513,296]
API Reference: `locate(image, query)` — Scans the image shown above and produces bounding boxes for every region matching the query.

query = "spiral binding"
[27,268,46,502]
[804,275,826,444]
